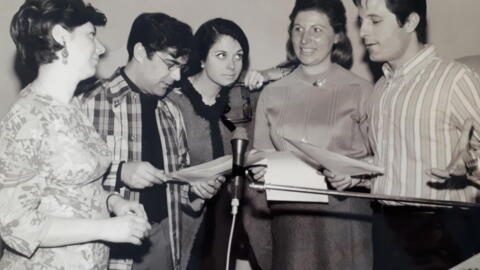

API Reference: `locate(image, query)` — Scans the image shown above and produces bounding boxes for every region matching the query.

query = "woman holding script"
[248,0,373,269]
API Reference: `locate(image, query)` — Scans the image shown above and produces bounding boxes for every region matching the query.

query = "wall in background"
[1,0,479,117]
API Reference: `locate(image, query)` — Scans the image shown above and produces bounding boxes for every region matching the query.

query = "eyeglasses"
[155,52,189,74]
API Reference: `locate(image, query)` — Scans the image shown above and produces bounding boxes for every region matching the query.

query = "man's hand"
[121,161,167,189]
[430,118,480,180]
[190,175,226,199]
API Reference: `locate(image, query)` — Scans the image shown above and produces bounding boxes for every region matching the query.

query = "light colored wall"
[1,0,480,118]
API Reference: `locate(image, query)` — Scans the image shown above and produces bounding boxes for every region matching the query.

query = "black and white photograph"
[1,0,480,269]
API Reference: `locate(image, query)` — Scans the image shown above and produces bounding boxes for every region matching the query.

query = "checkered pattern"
[81,68,191,270]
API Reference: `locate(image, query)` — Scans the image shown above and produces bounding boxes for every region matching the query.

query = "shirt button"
[130,135,137,141]
[113,100,121,107]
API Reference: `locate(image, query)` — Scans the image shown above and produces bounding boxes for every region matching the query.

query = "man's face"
[141,47,187,97]
[357,0,411,66]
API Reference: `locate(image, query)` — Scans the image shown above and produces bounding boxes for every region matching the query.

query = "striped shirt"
[367,45,480,205]
[81,68,192,270]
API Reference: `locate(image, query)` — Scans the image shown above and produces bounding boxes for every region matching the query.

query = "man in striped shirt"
[350,0,480,268]
[82,13,223,270]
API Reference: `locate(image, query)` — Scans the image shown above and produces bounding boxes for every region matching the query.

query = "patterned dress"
[0,86,111,270]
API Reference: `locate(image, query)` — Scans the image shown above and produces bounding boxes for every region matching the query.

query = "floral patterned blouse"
[0,86,112,270]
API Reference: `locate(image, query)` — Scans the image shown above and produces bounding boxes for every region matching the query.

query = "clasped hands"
[105,161,227,245]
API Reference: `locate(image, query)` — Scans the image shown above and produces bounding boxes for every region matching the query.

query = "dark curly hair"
[10,0,106,72]
[126,13,194,61]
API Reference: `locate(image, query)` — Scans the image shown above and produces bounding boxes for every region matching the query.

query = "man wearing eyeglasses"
[81,13,224,270]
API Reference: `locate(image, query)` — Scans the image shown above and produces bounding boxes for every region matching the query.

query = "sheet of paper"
[285,138,384,176]
[166,155,232,183]
[451,252,480,269]
[166,150,329,204]
[166,152,267,183]
[260,151,328,203]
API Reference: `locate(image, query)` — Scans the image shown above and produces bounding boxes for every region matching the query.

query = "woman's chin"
[79,69,97,81]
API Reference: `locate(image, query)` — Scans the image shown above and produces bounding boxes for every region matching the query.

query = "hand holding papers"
[284,138,384,176]
[254,151,329,203]
[165,151,328,202]
[166,155,233,183]
[166,153,266,183]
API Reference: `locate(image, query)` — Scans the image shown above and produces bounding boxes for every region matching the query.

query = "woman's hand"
[101,215,151,246]
[323,169,361,191]
[243,70,267,90]
[108,194,148,219]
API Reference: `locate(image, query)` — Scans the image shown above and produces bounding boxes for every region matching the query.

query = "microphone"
[230,127,249,214]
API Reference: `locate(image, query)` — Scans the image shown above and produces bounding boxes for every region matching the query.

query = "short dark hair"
[352,0,428,44]
[188,18,250,76]
[10,0,106,71]
[126,13,194,61]
[286,0,353,69]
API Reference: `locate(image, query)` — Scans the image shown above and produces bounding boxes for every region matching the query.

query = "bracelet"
[106,192,121,213]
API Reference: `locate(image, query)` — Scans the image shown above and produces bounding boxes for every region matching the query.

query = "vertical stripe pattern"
[367,46,480,205]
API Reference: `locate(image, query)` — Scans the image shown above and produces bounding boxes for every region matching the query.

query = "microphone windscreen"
[232,127,248,141]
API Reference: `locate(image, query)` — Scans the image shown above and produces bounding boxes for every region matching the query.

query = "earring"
[201,63,205,69]
[61,41,69,65]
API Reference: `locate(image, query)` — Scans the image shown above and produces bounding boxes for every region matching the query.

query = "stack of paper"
[258,151,329,203]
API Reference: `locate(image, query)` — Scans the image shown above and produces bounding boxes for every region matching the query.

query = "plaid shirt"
[81,68,194,270]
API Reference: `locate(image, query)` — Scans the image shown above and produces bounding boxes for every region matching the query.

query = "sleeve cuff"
[1,213,53,258]
[115,161,126,192]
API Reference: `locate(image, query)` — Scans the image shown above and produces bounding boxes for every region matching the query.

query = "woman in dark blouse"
[168,18,264,270]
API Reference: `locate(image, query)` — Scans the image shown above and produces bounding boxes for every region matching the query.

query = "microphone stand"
[249,183,480,208]
[226,130,248,270]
